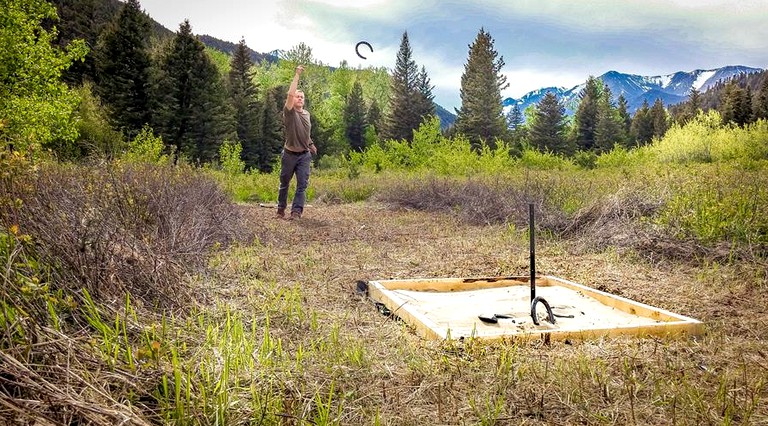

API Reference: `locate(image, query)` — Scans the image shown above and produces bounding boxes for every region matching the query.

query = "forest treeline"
[3,0,768,172]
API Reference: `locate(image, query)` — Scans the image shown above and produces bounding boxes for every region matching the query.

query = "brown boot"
[289,210,301,220]
[276,207,285,218]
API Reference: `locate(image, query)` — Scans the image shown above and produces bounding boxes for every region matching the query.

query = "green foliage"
[529,92,572,155]
[151,20,234,163]
[594,144,653,169]
[94,0,152,138]
[573,76,601,151]
[651,111,768,163]
[205,46,231,76]
[517,146,575,170]
[630,100,654,146]
[383,32,432,142]
[219,140,245,175]
[657,164,768,245]
[344,81,367,152]
[0,0,87,155]
[453,28,508,149]
[228,39,262,170]
[71,82,125,159]
[124,125,170,164]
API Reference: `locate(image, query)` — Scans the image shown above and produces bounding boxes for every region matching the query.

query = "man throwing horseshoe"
[277,65,316,220]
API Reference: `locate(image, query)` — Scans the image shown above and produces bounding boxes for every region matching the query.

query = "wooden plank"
[545,275,691,322]
[367,281,442,340]
[378,276,535,292]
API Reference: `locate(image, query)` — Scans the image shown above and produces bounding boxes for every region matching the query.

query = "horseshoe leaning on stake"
[355,41,373,59]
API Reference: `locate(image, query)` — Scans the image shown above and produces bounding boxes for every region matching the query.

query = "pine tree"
[414,65,435,122]
[616,95,632,146]
[254,86,283,172]
[384,32,421,141]
[756,74,768,120]
[344,80,367,152]
[151,20,234,162]
[94,0,153,138]
[228,38,260,170]
[630,100,654,146]
[720,81,751,126]
[51,0,118,84]
[594,87,621,152]
[367,99,382,134]
[453,28,509,150]
[688,87,703,118]
[505,103,522,130]
[650,98,668,139]
[505,103,526,146]
[573,76,601,151]
[529,92,570,154]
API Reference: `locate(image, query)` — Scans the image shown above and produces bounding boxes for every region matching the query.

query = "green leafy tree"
[384,32,422,142]
[630,100,654,146]
[1,0,87,154]
[282,41,314,65]
[453,28,508,150]
[529,92,570,154]
[573,76,601,151]
[344,80,367,152]
[94,0,153,138]
[228,38,261,169]
[151,20,233,163]
[71,82,124,159]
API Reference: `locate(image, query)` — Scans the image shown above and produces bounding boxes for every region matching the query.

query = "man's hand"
[296,65,304,75]
[309,144,317,155]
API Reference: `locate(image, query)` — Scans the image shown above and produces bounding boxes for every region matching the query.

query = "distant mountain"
[435,104,456,130]
[504,65,765,117]
[197,35,278,64]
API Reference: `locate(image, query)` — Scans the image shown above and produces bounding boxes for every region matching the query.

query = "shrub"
[123,125,171,164]
[0,162,249,309]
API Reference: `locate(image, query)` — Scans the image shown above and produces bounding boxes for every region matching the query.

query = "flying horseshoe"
[355,41,373,60]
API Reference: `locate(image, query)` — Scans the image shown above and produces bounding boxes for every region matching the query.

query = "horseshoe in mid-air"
[355,41,373,60]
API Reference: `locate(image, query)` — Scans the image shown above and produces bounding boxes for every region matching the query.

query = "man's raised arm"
[284,65,304,110]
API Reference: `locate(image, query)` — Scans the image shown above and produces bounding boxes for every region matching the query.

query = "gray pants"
[277,150,311,214]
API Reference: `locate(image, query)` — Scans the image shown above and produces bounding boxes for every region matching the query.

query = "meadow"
[1,112,767,424]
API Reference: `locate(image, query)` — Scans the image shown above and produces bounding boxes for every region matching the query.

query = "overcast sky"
[138,0,768,111]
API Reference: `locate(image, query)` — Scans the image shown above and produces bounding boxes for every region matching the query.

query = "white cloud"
[138,0,768,110]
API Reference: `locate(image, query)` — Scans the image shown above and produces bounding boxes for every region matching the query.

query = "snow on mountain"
[504,65,764,118]
[692,70,717,91]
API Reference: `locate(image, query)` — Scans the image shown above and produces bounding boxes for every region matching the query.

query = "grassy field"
[2,116,768,424]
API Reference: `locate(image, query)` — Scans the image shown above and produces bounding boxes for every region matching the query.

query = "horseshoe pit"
[365,275,703,342]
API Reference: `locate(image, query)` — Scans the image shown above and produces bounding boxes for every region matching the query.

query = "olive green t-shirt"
[283,107,312,152]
